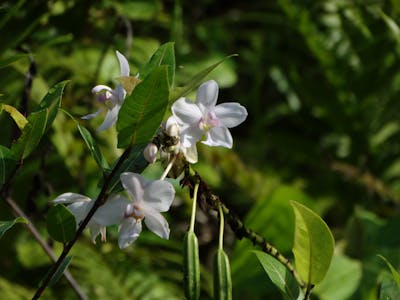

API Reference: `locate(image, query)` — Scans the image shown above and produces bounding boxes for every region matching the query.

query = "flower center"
[198,111,220,131]
[124,203,145,221]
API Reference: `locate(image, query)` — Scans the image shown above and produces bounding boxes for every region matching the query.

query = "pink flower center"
[198,111,220,131]
[124,203,145,221]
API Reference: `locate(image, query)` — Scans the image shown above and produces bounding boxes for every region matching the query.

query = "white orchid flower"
[95,172,175,249]
[82,51,130,131]
[171,80,248,149]
[52,193,106,242]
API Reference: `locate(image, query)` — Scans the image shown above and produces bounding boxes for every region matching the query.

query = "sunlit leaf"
[0,104,28,129]
[291,201,334,285]
[0,217,28,239]
[46,204,76,243]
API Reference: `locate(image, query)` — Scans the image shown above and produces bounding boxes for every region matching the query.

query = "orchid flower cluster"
[51,51,248,249]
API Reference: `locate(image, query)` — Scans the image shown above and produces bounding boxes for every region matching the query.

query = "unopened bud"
[167,123,179,138]
[144,143,158,163]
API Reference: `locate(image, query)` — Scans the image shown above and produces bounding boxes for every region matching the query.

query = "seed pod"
[213,249,232,300]
[183,231,200,300]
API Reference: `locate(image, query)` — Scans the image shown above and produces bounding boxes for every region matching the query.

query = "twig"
[5,197,88,300]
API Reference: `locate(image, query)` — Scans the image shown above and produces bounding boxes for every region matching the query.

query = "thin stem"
[160,155,176,180]
[189,183,199,232]
[218,204,224,250]
[6,197,88,300]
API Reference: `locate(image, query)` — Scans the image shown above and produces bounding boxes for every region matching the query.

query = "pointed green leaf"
[46,204,76,243]
[0,104,28,129]
[139,42,175,87]
[38,80,69,132]
[0,217,28,239]
[291,201,334,285]
[117,66,169,148]
[169,54,237,102]
[183,231,200,300]
[10,109,48,159]
[254,251,301,300]
[77,124,109,171]
[378,255,400,290]
[213,249,232,300]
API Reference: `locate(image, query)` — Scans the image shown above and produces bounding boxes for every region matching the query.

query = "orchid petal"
[196,80,219,113]
[53,193,91,204]
[97,104,120,131]
[94,195,130,226]
[88,223,104,243]
[120,172,147,203]
[180,125,204,148]
[67,201,92,225]
[116,51,130,77]
[143,206,170,239]
[81,109,102,120]
[171,97,202,126]
[182,144,198,164]
[143,180,175,212]
[92,85,113,94]
[113,84,126,104]
[203,126,233,148]
[118,219,142,249]
[214,102,248,128]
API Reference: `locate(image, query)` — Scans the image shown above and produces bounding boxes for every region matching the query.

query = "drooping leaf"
[117,66,169,148]
[139,42,175,87]
[213,249,232,300]
[0,104,28,129]
[291,201,334,285]
[77,124,109,171]
[183,231,200,300]
[169,54,237,102]
[46,204,76,243]
[0,217,28,239]
[378,255,400,290]
[48,256,73,287]
[10,109,48,159]
[254,251,301,300]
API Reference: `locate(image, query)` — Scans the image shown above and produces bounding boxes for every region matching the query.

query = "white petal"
[143,207,170,239]
[196,80,219,113]
[52,193,91,204]
[214,102,248,128]
[81,109,102,120]
[113,84,126,104]
[67,201,92,225]
[180,125,204,148]
[88,222,104,242]
[171,97,202,126]
[143,180,175,212]
[120,172,147,202]
[203,126,233,148]
[97,104,120,131]
[182,144,198,164]
[118,219,142,249]
[92,85,113,94]
[166,116,178,130]
[116,50,130,77]
[94,195,130,226]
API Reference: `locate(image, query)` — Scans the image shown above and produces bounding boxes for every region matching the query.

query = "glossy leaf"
[139,42,175,87]
[78,124,109,171]
[46,204,76,243]
[0,104,28,129]
[183,231,200,300]
[254,251,300,300]
[213,249,232,300]
[291,201,334,285]
[0,217,28,239]
[117,66,169,148]
[378,255,400,290]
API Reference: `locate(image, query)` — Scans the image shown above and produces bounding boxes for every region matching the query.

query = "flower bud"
[144,143,158,164]
[167,123,179,138]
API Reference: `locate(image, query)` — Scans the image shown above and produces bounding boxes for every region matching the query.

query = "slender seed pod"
[183,231,200,300]
[213,248,232,300]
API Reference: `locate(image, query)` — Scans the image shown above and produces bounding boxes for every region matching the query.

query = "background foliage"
[1,0,400,299]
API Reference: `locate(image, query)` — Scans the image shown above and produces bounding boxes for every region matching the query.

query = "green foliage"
[46,256,73,287]
[0,104,27,129]
[213,249,232,300]
[0,217,28,239]
[46,204,76,243]
[379,255,400,291]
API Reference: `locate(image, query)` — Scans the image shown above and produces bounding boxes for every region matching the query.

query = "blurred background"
[1,0,400,299]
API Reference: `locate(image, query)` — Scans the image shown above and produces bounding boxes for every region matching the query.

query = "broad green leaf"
[183,231,200,300]
[10,109,48,159]
[291,201,334,285]
[378,255,400,290]
[77,124,109,171]
[0,145,16,185]
[0,54,28,69]
[0,217,28,239]
[38,80,69,132]
[139,42,175,87]
[0,104,28,129]
[46,204,76,243]
[169,54,237,102]
[213,249,232,300]
[48,256,73,287]
[117,66,169,148]
[254,251,300,300]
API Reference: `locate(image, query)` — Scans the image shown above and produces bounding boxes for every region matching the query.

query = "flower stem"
[160,155,176,180]
[189,182,199,232]
[218,204,224,250]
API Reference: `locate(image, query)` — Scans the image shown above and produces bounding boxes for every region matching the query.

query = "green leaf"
[378,255,400,290]
[0,145,16,185]
[77,124,109,171]
[0,54,28,68]
[0,104,28,129]
[38,80,69,132]
[254,251,300,300]
[48,256,73,287]
[46,204,76,243]
[291,201,334,285]
[0,217,28,239]
[117,66,169,148]
[10,109,48,159]
[139,42,175,87]
[213,249,232,300]
[169,54,237,102]
[379,273,400,300]
[183,231,200,300]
